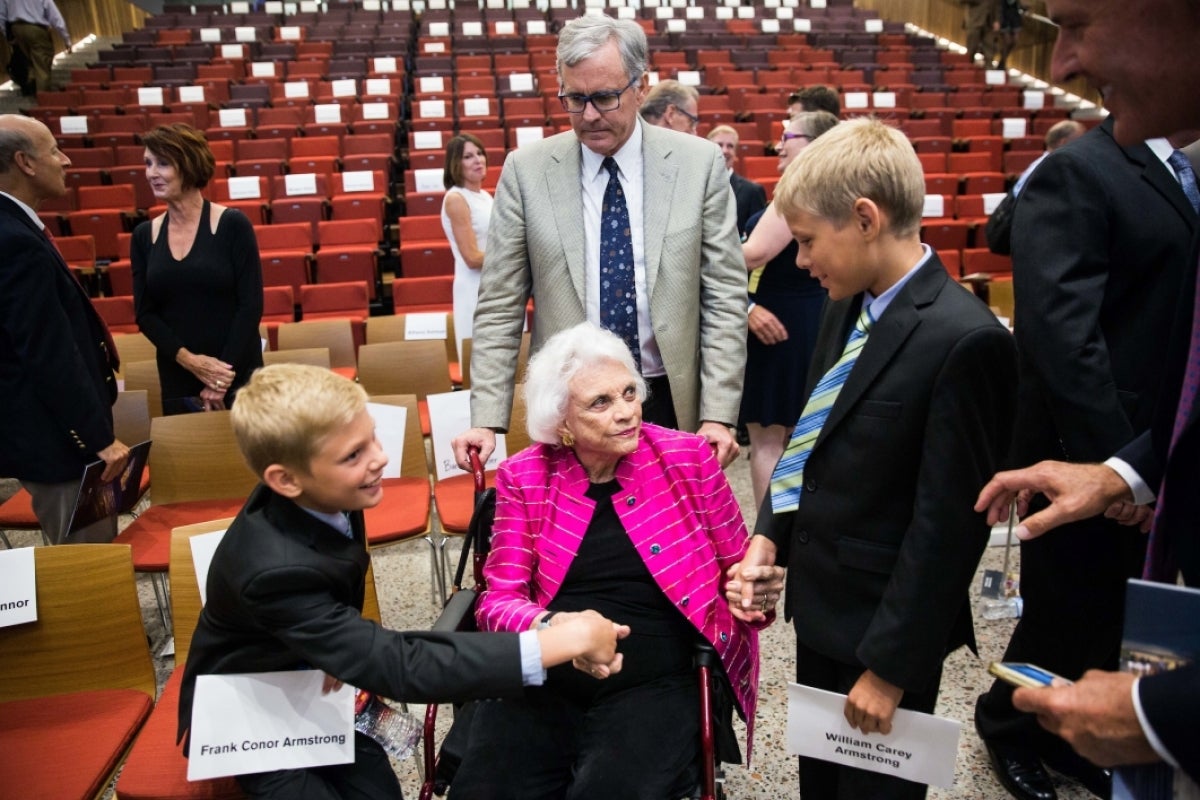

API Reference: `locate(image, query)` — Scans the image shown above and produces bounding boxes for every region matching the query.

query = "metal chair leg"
[148,571,173,632]
[0,530,11,549]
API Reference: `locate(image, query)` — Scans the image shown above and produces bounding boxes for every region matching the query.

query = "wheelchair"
[417,452,732,800]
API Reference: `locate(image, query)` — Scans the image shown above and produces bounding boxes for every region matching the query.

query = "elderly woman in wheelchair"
[450,322,776,799]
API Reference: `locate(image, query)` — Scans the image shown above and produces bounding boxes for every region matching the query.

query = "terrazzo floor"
[3,449,1099,798]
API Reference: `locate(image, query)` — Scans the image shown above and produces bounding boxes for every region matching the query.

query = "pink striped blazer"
[477,423,764,749]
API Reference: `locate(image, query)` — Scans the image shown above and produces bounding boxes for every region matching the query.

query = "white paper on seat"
[486,0,505,9]
[264,1,283,12]
[199,27,221,42]
[179,85,206,103]
[764,0,780,7]
[428,21,449,37]
[423,41,445,54]
[366,402,407,478]
[284,81,310,98]
[361,0,380,8]
[227,176,262,200]
[843,91,869,109]
[865,18,884,32]
[413,130,443,150]
[515,126,544,147]
[279,25,301,40]
[0,547,36,628]
[983,192,1007,214]
[647,70,660,86]
[793,18,811,31]
[715,7,732,20]
[461,21,483,37]
[463,97,490,117]
[428,0,447,8]
[218,107,248,128]
[188,671,354,780]
[776,7,794,18]
[419,99,446,119]
[667,19,687,32]
[404,312,448,341]
[250,61,276,78]
[60,115,88,134]
[526,20,547,35]
[1001,117,1028,138]
[361,102,388,120]
[811,0,827,8]
[1022,90,1045,110]
[341,171,376,193]
[220,43,243,59]
[419,76,445,93]
[412,168,442,193]
[427,390,506,480]
[677,70,701,87]
[686,6,704,18]
[234,26,256,43]
[365,78,391,97]
[137,86,164,106]
[613,5,634,17]
[985,69,1007,85]
[313,103,342,124]
[922,194,945,218]
[787,683,960,788]
[373,56,398,74]
[229,1,250,12]
[655,6,673,17]
[550,0,567,7]
[873,91,896,109]
[188,529,227,606]
[494,20,515,35]
[284,173,318,196]
[760,18,780,32]
[513,0,530,6]
[509,73,534,92]
[737,6,755,18]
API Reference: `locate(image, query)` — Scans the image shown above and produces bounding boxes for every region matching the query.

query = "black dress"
[131,201,263,410]
[739,207,827,428]
[998,0,1023,31]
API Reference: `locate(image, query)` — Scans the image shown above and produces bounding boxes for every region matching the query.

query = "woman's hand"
[540,609,629,679]
[724,535,784,622]
[199,386,227,411]
[178,348,236,391]
[748,305,789,345]
[844,670,904,734]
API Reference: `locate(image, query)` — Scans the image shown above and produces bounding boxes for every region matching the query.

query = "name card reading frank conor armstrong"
[188,670,355,781]
[787,683,961,789]
[0,547,37,628]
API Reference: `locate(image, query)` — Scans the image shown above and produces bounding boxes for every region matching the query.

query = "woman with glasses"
[440,133,492,358]
[740,110,840,510]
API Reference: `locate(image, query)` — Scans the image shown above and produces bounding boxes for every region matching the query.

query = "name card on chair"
[419,75,445,93]
[667,19,687,32]
[234,26,257,43]
[865,18,884,33]
[486,0,505,8]
[423,41,445,54]
[360,102,389,120]
[811,0,827,8]
[686,6,704,18]
[550,0,569,8]
[331,78,357,97]
[412,130,443,150]
[341,171,376,193]
[137,86,165,106]
[264,1,283,12]
[873,91,896,108]
[461,21,483,37]
[220,43,245,59]
[428,21,450,37]
[764,0,780,7]
[227,176,263,200]
[428,390,507,480]
[412,169,442,192]
[428,0,447,9]
[616,6,636,19]
[463,97,490,117]
[985,69,1007,85]
[715,6,732,19]
[775,7,794,19]
[366,402,407,478]
[218,107,248,128]
[279,25,302,41]
[229,1,251,12]
[792,18,811,32]
[760,18,780,32]
[60,115,88,134]
[189,529,227,606]
[1022,90,1045,110]
[284,173,318,196]
[843,91,869,109]
[250,61,277,78]
[365,78,391,97]
[982,192,1007,215]
[284,80,310,98]
[404,312,448,341]
[179,85,206,103]
[676,70,701,87]
[787,684,960,789]
[313,103,342,124]
[494,20,516,35]
[419,99,447,119]
[526,20,547,35]
[1000,117,1027,138]
[654,6,673,18]
[515,126,544,147]
[737,6,755,18]
[199,27,222,42]
[647,70,659,86]
[922,194,945,218]
[188,671,355,780]
[0,547,37,628]
[508,73,534,92]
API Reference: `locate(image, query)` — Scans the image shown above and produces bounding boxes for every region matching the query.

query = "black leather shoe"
[985,739,1057,800]
[1043,750,1112,799]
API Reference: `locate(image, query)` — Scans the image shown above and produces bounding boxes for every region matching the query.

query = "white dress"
[440,185,494,358]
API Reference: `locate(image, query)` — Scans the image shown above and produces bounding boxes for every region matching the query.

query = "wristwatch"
[537,611,558,630]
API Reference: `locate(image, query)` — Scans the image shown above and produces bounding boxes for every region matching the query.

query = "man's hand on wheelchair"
[725,534,785,623]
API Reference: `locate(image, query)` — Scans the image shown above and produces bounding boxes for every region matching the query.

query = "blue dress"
[739,208,827,427]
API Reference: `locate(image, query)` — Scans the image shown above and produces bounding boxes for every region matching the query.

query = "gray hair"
[640,79,700,122]
[0,120,34,174]
[523,322,647,445]
[556,15,647,85]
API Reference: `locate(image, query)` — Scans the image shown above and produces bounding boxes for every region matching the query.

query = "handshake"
[535,610,630,679]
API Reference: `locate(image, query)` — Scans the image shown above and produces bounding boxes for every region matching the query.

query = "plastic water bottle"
[981,595,1023,620]
[354,691,421,761]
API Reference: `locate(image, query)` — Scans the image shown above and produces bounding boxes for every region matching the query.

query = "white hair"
[523,322,647,444]
[556,15,648,85]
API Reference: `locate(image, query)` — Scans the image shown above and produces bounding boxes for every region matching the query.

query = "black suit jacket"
[178,485,525,747]
[729,171,767,238]
[758,255,1017,693]
[0,194,117,483]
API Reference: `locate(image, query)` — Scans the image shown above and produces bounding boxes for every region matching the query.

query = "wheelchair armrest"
[693,640,719,670]
[433,589,478,634]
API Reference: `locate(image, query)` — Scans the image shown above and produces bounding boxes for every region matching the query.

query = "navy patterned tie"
[599,156,640,370]
[1168,150,1200,215]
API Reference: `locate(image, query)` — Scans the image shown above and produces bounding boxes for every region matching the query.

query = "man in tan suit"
[453,15,746,468]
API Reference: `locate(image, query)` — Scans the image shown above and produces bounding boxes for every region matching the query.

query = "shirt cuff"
[1103,457,1156,506]
[1132,677,1180,768]
[518,629,546,687]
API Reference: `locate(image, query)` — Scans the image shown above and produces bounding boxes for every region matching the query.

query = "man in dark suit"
[707,124,767,239]
[974,116,1197,800]
[972,0,1200,787]
[730,118,1017,798]
[0,114,127,544]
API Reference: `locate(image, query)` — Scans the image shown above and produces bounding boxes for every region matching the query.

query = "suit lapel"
[641,125,677,300]
[545,136,588,305]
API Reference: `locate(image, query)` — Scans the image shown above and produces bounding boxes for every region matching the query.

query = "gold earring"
[561,431,575,447]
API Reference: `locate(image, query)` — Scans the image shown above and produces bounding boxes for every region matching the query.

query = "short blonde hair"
[774,117,924,238]
[706,124,738,142]
[231,364,367,476]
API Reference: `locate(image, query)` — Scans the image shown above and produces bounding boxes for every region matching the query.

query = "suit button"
[719,631,728,643]
[804,477,817,492]
[626,496,635,506]
[680,596,690,607]
[797,529,809,544]
[650,544,661,554]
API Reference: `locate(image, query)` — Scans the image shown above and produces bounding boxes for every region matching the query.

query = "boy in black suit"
[178,364,627,799]
[728,118,1018,798]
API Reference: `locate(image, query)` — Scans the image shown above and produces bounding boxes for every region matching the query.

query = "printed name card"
[322,78,350,97]
[220,43,244,59]
[982,192,1007,214]
[1001,117,1028,138]
[584,0,604,8]
[137,86,165,106]
[787,684,961,789]
[279,25,302,40]
[655,6,673,17]
[234,26,257,43]
[284,81,310,98]
[423,41,446,53]
[873,91,896,108]
[218,108,248,128]
[676,70,701,87]
[617,6,636,19]
[188,671,355,780]
[227,176,262,200]
[428,390,507,480]
[229,1,251,12]
[792,18,812,31]
[264,1,283,12]
[189,529,227,606]
[461,21,483,36]
[667,19,687,32]
[526,20,547,35]
[486,0,505,8]
[250,61,276,78]
[764,0,780,7]
[513,0,532,9]
[811,0,827,7]
[341,170,376,192]
[412,130,442,150]
[200,27,222,42]
[361,0,380,8]
[715,7,733,19]
[284,173,318,196]
[843,92,869,109]
[509,73,534,92]
[922,194,945,218]
[428,21,450,37]
[419,76,445,93]
[494,20,515,35]
[299,1,320,10]
[760,18,780,32]
[417,99,445,119]
[515,126,544,147]
[366,402,407,478]
[428,0,447,8]
[647,70,660,86]
[179,85,206,103]
[0,547,36,628]
[314,103,342,123]
[412,168,442,193]
[686,6,704,18]
[865,18,884,33]
[1022,90,1045,110]
[737,6,755,18]
[985,69,1007,85]
[365,57,393,76]
[463,97,490,117]
[403,312,448,341]
[365,78,391,96]
[550,0,569,8]
[361,102,388,120]
[775,7,794,19]
[670,0,687,7]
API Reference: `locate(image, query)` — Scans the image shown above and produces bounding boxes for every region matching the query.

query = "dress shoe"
[985,739,1057,800]
[1044,750,1112,799]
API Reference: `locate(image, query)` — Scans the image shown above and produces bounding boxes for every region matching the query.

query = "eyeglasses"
[673,104,700,130]
[780,131,813,146]
[559,75,641,114]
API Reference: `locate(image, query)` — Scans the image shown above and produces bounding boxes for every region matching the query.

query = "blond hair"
[774,117,924,238]
[231,364,367,476]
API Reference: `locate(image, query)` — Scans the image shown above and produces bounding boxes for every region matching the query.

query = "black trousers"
[642,374,678,430]
[235,732,402,799]
[795,638,941,800]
